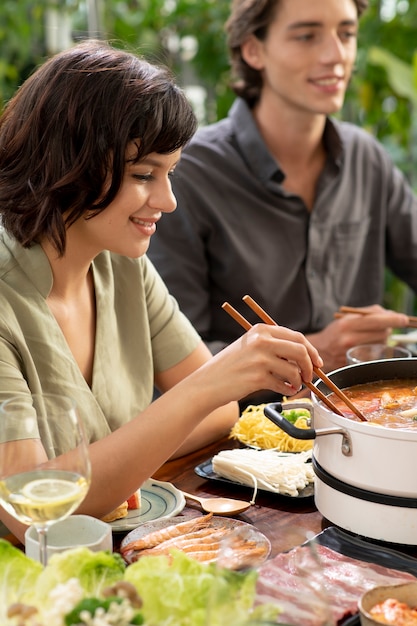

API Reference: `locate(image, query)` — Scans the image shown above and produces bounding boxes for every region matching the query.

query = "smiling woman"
[78,148,180,260]
[0,39,323,544]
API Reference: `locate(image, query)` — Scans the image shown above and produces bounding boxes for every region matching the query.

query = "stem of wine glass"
[36,526,49,567]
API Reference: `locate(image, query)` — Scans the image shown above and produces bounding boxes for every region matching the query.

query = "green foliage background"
[0,0,416,312]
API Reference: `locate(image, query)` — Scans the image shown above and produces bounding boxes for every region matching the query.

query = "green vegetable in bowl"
[281,407,311,424]
[124,549,280,626]
[64,596,144,625]
[0,539,43,619]
[1,542,280,625]
[32,547,126,604]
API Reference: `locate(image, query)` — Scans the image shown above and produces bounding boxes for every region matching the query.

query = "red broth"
[328,379,417,429]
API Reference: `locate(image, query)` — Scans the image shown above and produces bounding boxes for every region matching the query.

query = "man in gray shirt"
[149,0,415,379]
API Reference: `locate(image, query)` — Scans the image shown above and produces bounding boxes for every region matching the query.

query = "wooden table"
[7,436,417,562]
[150,436,417,560]
[5,437,321,555]
[150,437,333,558]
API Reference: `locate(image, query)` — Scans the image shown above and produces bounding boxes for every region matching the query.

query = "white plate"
[110,478,186,532]
[120,514,271,567]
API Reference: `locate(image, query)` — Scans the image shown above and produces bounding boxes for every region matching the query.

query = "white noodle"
[212,449,314,498]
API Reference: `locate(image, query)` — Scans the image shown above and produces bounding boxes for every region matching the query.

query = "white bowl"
[25,514,112,562]
[359,581,417,625]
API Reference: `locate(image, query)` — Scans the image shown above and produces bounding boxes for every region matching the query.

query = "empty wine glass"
[0,393,91,566]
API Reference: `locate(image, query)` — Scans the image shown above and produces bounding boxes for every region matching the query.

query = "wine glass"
[0,393,91,565]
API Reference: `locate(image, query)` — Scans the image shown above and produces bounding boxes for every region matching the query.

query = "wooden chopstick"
[222,298,346,418]
[242,295,276,325]
[310,368,368,422]
[241,296,367,421]
[335,306,417,328]
[222,302,252,332]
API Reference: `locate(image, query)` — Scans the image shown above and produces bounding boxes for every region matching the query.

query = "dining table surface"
[121,435,417,561]
[5,434,417,563]
[148,436,324,558]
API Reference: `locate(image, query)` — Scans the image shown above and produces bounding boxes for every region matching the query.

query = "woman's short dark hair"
[0,40,198,254]
[226,0,369,106]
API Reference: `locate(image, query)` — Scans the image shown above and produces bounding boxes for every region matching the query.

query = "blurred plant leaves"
[368,46,417,106]
[0,0,416,313]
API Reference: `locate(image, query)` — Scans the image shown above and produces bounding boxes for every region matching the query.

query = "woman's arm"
[155,341,239,458]
[80,323,321,519]
[1,323,322,543]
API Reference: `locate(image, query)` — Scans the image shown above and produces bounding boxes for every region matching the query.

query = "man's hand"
[307,305,409,372]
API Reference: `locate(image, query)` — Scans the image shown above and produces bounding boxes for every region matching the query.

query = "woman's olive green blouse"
[0,230,201,445]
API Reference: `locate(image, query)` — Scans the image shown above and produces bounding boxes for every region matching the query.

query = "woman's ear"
[241,35,265,70]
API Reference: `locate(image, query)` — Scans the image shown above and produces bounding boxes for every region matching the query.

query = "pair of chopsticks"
[334,306,417,328]
[222,295,367,422]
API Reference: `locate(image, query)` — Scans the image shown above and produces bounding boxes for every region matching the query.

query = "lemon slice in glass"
[22,478,79,502]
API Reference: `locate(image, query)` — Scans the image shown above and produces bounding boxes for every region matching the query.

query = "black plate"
[194,457,314,499]
[306,526,417,625]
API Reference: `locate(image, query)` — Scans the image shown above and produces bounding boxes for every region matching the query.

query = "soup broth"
[328,379,417,428]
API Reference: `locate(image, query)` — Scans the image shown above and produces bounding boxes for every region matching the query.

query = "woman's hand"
[194,323,323,406]
[154,323,322,458]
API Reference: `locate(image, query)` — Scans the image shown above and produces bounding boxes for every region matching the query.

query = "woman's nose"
[149,180,177,214]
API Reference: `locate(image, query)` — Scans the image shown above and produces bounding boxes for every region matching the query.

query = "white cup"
[25,514,112,562]
[346,343,412,365]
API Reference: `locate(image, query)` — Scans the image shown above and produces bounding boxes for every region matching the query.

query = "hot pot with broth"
[264,358,417,545]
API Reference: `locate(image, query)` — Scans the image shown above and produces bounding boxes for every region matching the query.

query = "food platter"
[312,526,417,575]
[307,527,417,625]
[120,514,271,567]
[252,526,417,626]
[110,478,185,532]
[195,457,315,498]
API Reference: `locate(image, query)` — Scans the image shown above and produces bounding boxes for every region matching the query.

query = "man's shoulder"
[187,116,233,149]
[330,118,395,170]
[332,118,384,151]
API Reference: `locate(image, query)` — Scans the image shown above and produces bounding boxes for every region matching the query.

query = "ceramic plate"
[110,478,186,532]
[306,526,417,625]
[195,458,314,498]
[120,514,271,567]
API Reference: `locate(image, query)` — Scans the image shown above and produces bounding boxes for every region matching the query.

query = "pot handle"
[264,402,316,440]
[264,401,353,456]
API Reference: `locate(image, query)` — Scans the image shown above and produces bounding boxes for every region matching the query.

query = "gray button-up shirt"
[149,98,417,353]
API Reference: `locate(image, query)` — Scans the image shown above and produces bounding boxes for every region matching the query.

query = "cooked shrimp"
[135,542,220,559]
[127,527,226,559]
[120,513,213,555]
[151,527,226,548]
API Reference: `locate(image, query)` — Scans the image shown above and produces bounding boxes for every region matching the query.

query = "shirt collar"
[229,97,344,182]
[1,229,54,297]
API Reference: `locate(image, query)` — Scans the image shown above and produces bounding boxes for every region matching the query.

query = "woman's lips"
[130,216,157,235]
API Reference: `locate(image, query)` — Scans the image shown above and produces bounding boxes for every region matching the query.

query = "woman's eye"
[133,173,153,182]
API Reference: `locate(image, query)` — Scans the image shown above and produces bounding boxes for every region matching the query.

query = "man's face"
[243,0,358,115]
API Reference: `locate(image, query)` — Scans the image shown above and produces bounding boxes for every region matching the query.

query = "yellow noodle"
[230,403,313,452]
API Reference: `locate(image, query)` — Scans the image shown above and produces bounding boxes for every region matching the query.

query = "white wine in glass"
[0,393,91,565]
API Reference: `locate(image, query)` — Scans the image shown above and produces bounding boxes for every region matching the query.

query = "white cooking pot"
[264,358,417,544]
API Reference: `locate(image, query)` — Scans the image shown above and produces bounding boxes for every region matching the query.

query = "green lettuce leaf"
[31,547,126,605]
[124,549,280,626]
[0,539,43,621]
